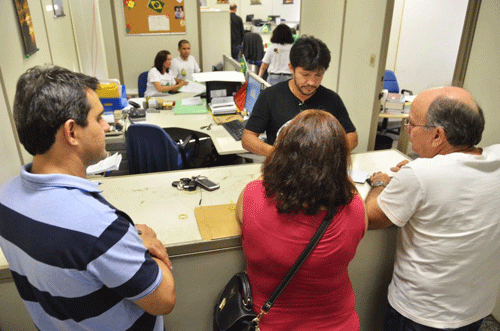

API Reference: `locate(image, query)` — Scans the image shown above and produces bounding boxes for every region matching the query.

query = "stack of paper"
[86,153,122,176]
[385,93,405,110]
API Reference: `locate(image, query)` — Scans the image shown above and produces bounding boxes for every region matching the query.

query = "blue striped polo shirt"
[0,164,164,330]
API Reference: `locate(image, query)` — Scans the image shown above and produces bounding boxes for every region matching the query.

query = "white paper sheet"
[86,153,122,176]
[178,81,206,94]
[181,96,203,106]
[192,71,245,83]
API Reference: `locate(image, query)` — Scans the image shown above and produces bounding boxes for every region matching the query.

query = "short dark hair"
[154,50,171,73]
[178,39,190,49]
[262,109,355,216]
[289,35,331,71]
[426,96,484,147]
[270,24,294,44]
[13,65,99,156]
[230,3,237,11]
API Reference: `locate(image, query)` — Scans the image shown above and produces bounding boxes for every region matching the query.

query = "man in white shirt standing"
[170,40,201,82]
[365,86,500,331]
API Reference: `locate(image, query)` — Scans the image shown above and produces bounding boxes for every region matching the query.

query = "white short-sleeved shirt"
[377,145,500,329]
[169,56,200,81]
[144,67,176,97]
[262,43,293,75]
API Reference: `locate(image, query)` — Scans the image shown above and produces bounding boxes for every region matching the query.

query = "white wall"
[464,2,500,155]
[0,0,80,178]
[206,0,300,22]
[102,0,201,91]
[300,0,344,91]
[0,72,22,184]
[387,0,468,95]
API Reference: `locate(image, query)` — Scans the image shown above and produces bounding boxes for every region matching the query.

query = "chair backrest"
[383,70,400,93]
[126,123,182,174]
[138,71,148,97]
[241,32,264,63]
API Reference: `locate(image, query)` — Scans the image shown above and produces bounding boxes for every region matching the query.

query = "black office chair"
[241,32,264,72]
[126,123,199,174]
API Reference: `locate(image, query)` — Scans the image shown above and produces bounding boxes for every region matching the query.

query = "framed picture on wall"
[251,0,262,4]
[12,0,38,57]
[52,0,65,17]
[283,0,293,4]
[217,0,228,3]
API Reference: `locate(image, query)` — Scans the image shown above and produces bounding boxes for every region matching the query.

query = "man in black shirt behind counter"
[242,36,358,157]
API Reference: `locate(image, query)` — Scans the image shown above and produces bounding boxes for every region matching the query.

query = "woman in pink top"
[236,109,367,330]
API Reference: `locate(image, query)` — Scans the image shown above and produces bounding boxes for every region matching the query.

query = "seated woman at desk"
[258,23,295,85]
[236,109,367,330]
[144,50,187,97]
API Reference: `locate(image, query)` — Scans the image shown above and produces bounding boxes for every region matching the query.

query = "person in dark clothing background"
[230,3,244,60]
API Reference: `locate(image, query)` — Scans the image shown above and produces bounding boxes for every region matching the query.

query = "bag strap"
[252,207,337,325]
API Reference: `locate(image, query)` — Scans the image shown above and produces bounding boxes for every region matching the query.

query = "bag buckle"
[249,309,266,330]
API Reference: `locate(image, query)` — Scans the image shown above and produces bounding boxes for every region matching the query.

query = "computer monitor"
[245,73,269,114]
[246,14,254,22]
[268,15,280,23]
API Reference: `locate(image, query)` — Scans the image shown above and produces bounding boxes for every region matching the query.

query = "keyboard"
[222,120,248,141]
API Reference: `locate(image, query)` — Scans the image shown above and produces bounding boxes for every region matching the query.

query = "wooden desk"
[0,150,410,331]
[129,95,247,156]
[379,112,410,154]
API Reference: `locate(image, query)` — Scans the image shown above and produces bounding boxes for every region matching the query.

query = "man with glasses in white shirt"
[365,86,500,331]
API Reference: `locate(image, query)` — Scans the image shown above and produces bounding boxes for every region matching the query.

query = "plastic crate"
[100,85,127,111]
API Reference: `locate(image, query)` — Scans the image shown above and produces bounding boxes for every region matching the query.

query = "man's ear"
[431,126,447,148]
[288,63,294,74]
[62,119,79,147]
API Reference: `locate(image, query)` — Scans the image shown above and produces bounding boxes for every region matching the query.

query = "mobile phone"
[194,176,220,191]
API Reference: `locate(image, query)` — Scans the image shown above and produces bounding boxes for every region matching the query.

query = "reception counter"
[1,150,408,330]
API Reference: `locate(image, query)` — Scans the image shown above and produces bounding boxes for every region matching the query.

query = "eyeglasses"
[403,118,435,129]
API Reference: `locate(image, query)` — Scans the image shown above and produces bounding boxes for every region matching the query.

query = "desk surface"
[129,94,247,155]
[0,149,409,274]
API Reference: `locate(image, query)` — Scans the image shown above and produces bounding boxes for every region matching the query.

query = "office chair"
[241,32,264,72]
[126,123,199,174]
[138,71,148,98]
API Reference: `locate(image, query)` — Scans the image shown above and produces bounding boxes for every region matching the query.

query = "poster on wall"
[123,0,187,35]
[283,0,293,3]
[216,0,228,4]
[250,0,262,4]
[13,0,38,57]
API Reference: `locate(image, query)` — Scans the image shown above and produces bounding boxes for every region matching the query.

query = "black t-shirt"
[245,81,356,145]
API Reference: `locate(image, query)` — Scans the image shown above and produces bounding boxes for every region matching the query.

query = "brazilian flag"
[239,55,247,75]
[148,0,164,13]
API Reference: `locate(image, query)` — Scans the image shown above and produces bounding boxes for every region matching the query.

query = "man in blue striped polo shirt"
[0,66,175,330]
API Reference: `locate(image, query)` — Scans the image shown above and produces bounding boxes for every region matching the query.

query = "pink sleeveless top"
[242,180,366,330]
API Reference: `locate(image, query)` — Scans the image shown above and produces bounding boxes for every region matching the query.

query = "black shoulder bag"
[213,208,336,331]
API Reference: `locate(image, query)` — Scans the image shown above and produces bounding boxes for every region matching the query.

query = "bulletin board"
[123,0,186,35]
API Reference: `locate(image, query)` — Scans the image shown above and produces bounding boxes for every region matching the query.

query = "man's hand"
[136,224,172,270]
[390,160,410,173]
[369,171,391,186]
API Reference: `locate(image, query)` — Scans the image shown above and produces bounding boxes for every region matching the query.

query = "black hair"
[153,50,171,74]
[13,65,99,155]
[289,35,331,71]
[270,24,294,44]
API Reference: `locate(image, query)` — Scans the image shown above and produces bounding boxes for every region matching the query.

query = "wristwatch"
[371,181,387,188]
